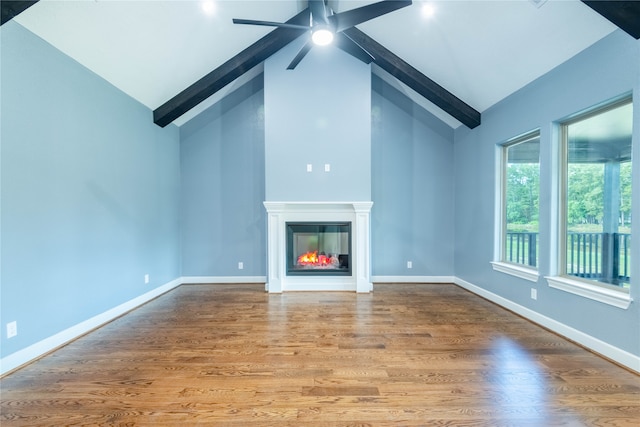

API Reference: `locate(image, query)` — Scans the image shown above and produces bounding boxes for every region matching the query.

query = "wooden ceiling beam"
[1,0,39,26]
[343,27,481,129]
[154,8,481,129]
[153,9,309,128]
[582,0,640,39]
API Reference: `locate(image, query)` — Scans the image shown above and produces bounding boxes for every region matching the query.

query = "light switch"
[307,164,313,172]
[324,164,331,172]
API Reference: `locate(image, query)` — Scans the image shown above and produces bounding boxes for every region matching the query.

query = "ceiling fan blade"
[335,32,374,64]
[232,18,310,31]
[287,41,314,70]
[328,0,412,33]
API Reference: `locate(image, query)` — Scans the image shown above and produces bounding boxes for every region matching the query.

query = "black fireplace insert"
[286,222,351,276]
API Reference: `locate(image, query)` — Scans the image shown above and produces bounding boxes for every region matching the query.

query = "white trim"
[493,143,505,263]
[372,276,455,284]
[278,280,355,292]
[0,278,182,376]
[545,275,632,309]
[548,121,561,276]
[263,201,373,293]
[491,261,540,282]
[454,277,639,373]
[180,276,266,284]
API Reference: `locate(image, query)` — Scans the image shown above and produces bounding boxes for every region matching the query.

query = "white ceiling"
[14,0,617,128]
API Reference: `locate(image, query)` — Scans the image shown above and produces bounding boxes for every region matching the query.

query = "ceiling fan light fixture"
[312,28,334,46]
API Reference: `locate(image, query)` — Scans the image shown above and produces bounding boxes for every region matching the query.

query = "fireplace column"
[353,202,373,293]
[265,202,285,293]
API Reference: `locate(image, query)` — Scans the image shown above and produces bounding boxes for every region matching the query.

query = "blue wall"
[371,76,455,276]
[180,77,266,277]
[264,38,372,202]
[453,30,639,356]
[1,23,181,359]
[179,51,456,280]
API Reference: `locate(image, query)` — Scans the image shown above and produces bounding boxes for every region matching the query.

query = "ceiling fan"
[233,0,412,69]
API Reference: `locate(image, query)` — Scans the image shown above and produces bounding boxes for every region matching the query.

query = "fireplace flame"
[297,251,339,268]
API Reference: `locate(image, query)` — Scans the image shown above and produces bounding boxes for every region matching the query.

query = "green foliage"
[506,160,633,230]
[567,163,604,226]
[566,162,633,228]
[506,163,539,228]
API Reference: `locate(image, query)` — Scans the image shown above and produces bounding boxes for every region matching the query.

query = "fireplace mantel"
[263,201,373,292]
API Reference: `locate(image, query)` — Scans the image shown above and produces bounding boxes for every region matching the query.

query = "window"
[559,98,633,293]
[492,131,540,281]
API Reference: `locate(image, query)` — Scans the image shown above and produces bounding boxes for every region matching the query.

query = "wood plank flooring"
[1,283,638,426]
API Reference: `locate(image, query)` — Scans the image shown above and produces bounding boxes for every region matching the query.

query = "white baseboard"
[0,278,182,376]
[180,276,266,284]
[454,277,640,374]
[372,275,456,284]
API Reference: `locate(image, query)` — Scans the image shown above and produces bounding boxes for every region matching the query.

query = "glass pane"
[504,135,540,267]
[286,222,351,276]
[564,101,632,288]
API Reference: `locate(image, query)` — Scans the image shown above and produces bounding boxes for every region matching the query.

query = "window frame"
[492,129,541,282]
[545,96,633,309]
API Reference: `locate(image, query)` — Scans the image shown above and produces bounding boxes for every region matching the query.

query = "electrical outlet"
[407,261,412,269]
[7,321,17,338]
[324,164,331,172]
[144,274,150,284]
[306,164,312,172]
[238,261,244,270]
[531,288,537,300]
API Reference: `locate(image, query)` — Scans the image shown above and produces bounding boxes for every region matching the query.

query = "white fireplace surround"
[263,201,373,292]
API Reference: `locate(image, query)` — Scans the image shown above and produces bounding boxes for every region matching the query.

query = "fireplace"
[263,202,373,292]
[286,222,351,276]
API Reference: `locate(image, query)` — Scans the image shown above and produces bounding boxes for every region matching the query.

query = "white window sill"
[491,261,539,282]
[545,276,632,309]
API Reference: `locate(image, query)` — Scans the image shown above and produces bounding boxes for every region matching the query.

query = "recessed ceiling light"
[201,0,216,15]
[422,3,435,18]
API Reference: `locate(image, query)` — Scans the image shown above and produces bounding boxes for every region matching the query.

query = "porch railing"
[505,232,631,286]
[506,232,538,267]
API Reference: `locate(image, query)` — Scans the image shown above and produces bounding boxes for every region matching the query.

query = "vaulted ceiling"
[4,0,638,130]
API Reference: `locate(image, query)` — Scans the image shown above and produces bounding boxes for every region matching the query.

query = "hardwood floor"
[1,283,638,426]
